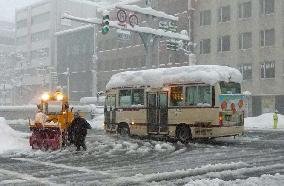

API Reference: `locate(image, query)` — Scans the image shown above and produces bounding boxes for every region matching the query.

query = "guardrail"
[0,105,103,120]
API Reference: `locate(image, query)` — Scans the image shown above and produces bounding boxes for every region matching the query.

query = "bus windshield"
[220,82,241,94]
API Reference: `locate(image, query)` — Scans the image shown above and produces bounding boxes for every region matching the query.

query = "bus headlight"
[41,93,50,101]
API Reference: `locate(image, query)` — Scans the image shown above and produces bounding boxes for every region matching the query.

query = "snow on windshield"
[106,65,242,90]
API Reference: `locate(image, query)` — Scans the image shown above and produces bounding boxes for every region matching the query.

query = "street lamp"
[62,67,70,99]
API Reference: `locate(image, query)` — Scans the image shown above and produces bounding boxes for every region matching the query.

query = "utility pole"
[66,67,70,100]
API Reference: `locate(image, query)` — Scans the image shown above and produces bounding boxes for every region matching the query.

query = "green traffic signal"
[102,14,110,34]
[102,26,109,34]
[103,15,110,20]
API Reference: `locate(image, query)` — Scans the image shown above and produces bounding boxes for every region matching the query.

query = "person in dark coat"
[69,112,92,151]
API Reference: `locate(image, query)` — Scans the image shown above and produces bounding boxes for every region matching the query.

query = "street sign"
[117,29,131,41]
[129,14,138,27]
[117,9,127,23]
[158,21,168,30]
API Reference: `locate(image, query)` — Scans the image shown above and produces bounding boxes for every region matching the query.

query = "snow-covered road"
[0,125,284,185]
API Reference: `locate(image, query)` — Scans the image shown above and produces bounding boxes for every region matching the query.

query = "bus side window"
[198,86,212,106]
[119,90,132,107]
[212,86,215,107]
[111,95,116,108]
[170,86,183,106]
[185,86,198,106]
[132,89,144,106]
[185,86,212,106]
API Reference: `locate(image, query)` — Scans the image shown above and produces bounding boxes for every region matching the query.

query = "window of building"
[261,61,275,78]
[200,10,211,26]
[239,1,252,18]
[260,29,275,47]
[170,86,183,106]
[31,48,49,60]
[185,85,212,106]
[0,36,14,45]
[16,36,27,45]
[200,39,211,54]
[31,12,50,25]
[239,32,252,49]
[238,64,253,80]
[218,35,230,52]
[260,0,274,15]
[16,19,27,29]
[31,30,49,42]
[218,6,231,22]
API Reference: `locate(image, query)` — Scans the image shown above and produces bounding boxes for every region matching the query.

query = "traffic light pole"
[62,13,190,69]
[139,33,155,67]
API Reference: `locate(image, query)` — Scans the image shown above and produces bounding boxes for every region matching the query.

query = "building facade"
[0,21,15,105]
[57,26,95,102]
[15,0,97,104]
[193,0,284,115]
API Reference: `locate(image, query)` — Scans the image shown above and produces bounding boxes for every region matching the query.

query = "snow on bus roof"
[106,65,242,90]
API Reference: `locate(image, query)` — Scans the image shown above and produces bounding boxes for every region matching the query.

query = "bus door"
[159,92,168,133]
[105,95,116,126]
[147,92,168,134]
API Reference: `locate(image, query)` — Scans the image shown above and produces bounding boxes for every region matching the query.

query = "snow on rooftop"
[106,65,242,90]
[116,4,178,21]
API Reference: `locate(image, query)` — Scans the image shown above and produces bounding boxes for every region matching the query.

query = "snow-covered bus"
[104,65,245,143]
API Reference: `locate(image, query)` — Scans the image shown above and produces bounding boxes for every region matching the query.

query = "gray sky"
[0,0,141,22]
[0,0,41,22]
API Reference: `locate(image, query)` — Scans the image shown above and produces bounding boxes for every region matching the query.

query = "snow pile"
[89,114,104,130]
[0,117,29,154]
[245,113,284,130]
[106,65,242,90]
[184,173,284,186]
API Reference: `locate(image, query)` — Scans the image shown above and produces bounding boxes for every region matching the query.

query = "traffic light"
[102,12,110,34]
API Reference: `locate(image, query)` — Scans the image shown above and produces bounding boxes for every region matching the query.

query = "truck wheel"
[177,125,191,144]
[118,125,130,136]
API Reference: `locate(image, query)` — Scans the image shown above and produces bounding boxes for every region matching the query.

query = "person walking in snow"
[273,110,278,129]
[69,112,92,151]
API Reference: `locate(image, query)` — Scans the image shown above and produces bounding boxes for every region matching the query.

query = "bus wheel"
[177,125,191,144]
[118,124,130,136]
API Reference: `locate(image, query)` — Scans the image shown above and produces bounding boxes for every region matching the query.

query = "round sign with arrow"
[129,14,138,27]
[117,9,127,23]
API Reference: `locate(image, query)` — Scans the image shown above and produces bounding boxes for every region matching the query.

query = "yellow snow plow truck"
[29,91,73,150]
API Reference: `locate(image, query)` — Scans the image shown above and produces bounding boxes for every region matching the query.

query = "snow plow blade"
[29,128,61,151]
